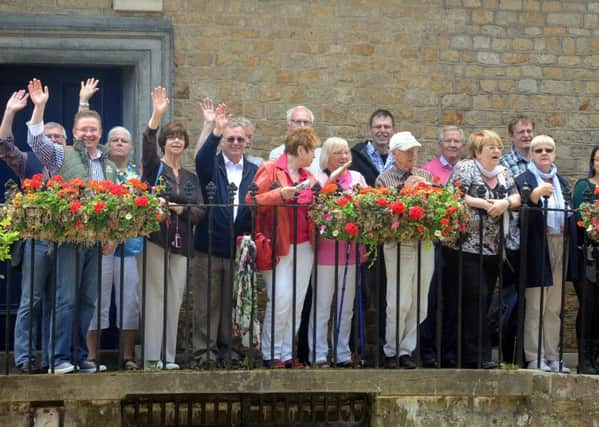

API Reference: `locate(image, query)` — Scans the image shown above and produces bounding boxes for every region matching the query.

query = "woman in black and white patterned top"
[441,130,521,369]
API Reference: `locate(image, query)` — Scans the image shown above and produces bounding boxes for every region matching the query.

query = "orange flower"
[577,220,585,228]
[321,183,338,194]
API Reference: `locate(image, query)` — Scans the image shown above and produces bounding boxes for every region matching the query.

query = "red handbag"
[254,232,279,271]
[237,233,278,271]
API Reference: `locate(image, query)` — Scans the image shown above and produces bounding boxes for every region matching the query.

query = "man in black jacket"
[193,108,258,367]
[350,109,395,186]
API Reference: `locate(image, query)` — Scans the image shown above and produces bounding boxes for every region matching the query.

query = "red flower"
[459,224,466,232]
[390,200,405,215]
[417,225,424,233]
[453,180,462,188]
[135,196,149,207]
[69,200,82,214]
[93,201,106,213]
[408,205,425,221]
[440,218,450,225]
[446,206,457,215]
[433,176,441,184]
[337,196,351,207]
[344,222,359,235]
[376,198,388,207]
[108,182,128,196]
[595,187,599,195]
[577,220,585,228]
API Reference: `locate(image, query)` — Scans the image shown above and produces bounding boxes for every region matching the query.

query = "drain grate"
[121,393,370,426]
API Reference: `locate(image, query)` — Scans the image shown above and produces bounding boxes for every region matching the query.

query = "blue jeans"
[13,239,52,368]
[50,243,100,366]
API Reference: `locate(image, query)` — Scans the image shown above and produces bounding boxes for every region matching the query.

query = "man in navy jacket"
[192,108,258,367]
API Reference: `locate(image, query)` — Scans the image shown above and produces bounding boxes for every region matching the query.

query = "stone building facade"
[2,0,597,349]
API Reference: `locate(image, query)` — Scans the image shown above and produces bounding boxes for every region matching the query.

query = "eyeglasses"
[533,147,554,154]
[225,136,247,144]
[290,119,312,126]
[110,137,129,143]
[77,127,99,134]
[483,145,503,151]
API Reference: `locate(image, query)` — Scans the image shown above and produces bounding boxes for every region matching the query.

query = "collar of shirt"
[87,149,103,161]
[366,140,394,172]
[439,155,452,168]
[222,152,244,171]
[510,147,528,163]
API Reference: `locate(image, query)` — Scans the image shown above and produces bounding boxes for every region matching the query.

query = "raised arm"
[195,103,228,184]
[148,86,169,130]
[194,97,218,155]
[0,90,29,179]
[26,78,63,174]
[0,90,28,139]
[78,77,99,112]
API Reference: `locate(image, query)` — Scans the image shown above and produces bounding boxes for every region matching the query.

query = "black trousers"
[442,247,499,367]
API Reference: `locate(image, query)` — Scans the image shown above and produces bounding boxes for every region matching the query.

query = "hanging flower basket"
[8,174,165,245]
[309,182,468,262]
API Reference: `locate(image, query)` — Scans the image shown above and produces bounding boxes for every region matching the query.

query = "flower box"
[8,174,164,245]
[309,182,468,261]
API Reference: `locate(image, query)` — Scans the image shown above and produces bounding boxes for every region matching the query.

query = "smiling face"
[440,129,463,165]
[370,115,394,152]
[221,125,247,163]
[73,117,102,153]
[326,143,351,171]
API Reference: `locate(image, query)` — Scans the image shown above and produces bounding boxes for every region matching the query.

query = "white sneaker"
[156,361,180,370]
[48,362,75,374]
[527,360,552,372]
[548,360,571,374]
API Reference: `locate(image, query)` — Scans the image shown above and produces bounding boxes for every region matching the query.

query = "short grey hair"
[235,116,254,131]
[44,122,66,138]
[439,126,465,144]
[286,106,315,126]
[530,134,556,151]
[107,126,133,159]
[319,137,351,171]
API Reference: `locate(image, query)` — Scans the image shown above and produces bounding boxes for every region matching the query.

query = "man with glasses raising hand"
[192,105,258,368]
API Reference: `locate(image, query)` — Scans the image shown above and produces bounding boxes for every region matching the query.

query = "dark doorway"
[0,64,124,352]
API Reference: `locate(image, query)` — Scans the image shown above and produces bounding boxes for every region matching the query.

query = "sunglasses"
[225,136,247,143]
[533,147,554,154]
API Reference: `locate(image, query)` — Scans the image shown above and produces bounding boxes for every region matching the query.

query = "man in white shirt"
[268,105,321,176]
[193,110,258,367]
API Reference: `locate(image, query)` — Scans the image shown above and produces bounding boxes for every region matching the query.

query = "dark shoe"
[399,355,417,369]
[579,340,599,374]
[384,356,399,369]
[265,359,286,369]
[335,360,355,368]
[422,358,437,368]
[17,361,42,374]
[441,359,457,368]
[284,358,304,369]
[123,359,138,371]
[481,360,499,369]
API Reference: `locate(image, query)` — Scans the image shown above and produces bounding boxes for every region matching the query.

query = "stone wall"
[2,0,596,350]
[2,0,597,177]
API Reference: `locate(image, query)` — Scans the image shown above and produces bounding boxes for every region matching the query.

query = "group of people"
[1,77,597,375]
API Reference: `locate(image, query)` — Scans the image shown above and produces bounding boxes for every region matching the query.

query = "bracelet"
[79,101,89,107]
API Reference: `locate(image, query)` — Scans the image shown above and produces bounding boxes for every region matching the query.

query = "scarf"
[474,160,501,178]
[527,161,565,234]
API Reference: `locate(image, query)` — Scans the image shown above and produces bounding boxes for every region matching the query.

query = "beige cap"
[389,131,421,151]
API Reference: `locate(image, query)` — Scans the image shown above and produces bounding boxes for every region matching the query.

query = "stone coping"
[2,369,587,403]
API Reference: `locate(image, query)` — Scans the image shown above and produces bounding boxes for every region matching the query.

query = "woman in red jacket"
[248,128,320,368]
